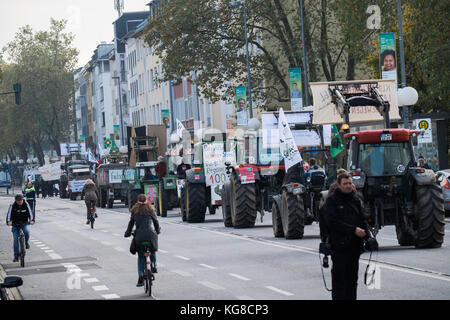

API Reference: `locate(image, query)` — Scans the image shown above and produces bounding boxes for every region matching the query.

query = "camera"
[319,242,332,268]
[365,237,379,252]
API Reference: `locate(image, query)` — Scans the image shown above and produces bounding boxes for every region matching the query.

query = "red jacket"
[155,162,167,179]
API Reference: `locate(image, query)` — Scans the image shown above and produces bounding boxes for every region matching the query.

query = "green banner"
[330,124,344,158]
[289,68,303,111]
[235,86,248,126]
[113,125,120,141]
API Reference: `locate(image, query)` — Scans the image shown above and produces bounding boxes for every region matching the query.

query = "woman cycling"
[124,194,161,287]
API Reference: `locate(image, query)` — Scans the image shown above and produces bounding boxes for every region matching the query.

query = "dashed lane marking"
[198,281,225,291]
[266,286,294,296]
[175,255,191,261]
[92,285,109,291]
[199,264,216,270]
[171,270,193,277]
[228,273,251,281]
[102,294,120,300]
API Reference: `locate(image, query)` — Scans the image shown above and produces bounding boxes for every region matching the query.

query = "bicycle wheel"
[146,270,152,297]
[90,217,95,229]
[19,235,25,268]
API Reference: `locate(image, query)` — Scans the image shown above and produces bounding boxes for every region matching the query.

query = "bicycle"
[0,276,23,300]
[140,241,155,297]
[88,200,96,229]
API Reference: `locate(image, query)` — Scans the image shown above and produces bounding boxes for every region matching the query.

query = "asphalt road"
[0,194,449,301]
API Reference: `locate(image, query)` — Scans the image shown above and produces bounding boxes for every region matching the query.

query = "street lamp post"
[230,0,253,119]
[298,0,309,107]
[397,0,409,128]
[112,76,125,146]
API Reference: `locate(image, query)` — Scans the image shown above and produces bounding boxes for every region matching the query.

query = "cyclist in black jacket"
[6,194,35,262]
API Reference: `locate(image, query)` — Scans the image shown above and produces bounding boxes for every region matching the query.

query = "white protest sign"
[38,162,62,181]
[310,79,400,125]
[278,108,303,172]
[203,142,228,205]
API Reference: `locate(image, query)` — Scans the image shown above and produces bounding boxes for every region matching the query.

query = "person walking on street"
[81,179,99,225]
[155,156,167,181]
[324,172,370,300]
[24,182,36,216]
[124,194,160,287]
[6,194,35,262]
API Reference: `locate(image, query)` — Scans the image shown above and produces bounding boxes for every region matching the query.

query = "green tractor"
[122,161,160,209]
[154,158,179,217]
[179,132,227,223]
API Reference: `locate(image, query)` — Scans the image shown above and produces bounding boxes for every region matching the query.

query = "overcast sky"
[0,0,149,68]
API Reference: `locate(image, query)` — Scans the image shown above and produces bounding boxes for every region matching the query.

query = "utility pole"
[298,0,309,107]
[397,0,408,128]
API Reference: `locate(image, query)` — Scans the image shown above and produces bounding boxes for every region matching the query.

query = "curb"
[0,264,23,300]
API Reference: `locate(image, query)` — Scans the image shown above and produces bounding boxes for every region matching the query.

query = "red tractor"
[322,83,445,248]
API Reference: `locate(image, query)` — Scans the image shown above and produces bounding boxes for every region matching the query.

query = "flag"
[330,124,344,158]
[278,108,302,172]
[86,151,97,163]
[176,119,186,140]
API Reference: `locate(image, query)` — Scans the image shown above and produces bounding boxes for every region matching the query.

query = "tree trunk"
[346,51,356,80]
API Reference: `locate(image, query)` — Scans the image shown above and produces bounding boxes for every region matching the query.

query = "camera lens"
[323,256,329,268]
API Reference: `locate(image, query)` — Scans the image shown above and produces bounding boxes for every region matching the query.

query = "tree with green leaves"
[0,19,78,163]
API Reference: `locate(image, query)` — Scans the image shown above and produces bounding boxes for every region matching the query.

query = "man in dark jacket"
[6,194,35,262]
[324,172,370,300]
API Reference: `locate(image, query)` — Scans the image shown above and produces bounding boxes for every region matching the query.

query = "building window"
[100,86,104,102]
[102,112,106,127]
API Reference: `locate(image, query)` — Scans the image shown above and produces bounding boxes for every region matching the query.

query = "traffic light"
[13,83,21,105]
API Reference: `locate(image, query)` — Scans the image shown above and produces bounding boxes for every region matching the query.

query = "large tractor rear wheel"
[230,172,257,228]
[185,181,207,223]
[414,184,445,248]
[221,182,232,227]
[280,189,305,239]
[272,195,284,238]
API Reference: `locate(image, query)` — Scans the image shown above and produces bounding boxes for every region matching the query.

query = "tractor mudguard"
[272,194,282,209]
[185,169,206,184]
[234,166,259,184]
[409,168,436,186]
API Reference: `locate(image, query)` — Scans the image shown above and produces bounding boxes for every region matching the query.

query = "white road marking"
[101,241,112,246]
[36,244,46,247]
[159,249,168,254]
[102,294,120,300]
[40,247,50,250]
[114,247,126,252]
[198,281,225,291]
[228,273,251,281]
[266,286,294,296]
[175,255,191,261]
[84,278,100,283]
[112,233,121,237]
[92,285,109,291]
[101,230,109,233]
[48,253,62,260]
[199,264,216,270]
[44,250,54,253]
[171,270,193,277]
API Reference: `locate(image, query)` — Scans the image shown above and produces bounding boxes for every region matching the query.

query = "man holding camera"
[323,172,377,300]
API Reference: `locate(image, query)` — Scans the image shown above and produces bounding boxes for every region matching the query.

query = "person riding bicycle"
[124,194,161,287]
[24,182,36,216]
[81,179,99,225]
[6,194,35,262]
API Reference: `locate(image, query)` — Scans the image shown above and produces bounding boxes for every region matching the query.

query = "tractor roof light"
[342,124,350,131]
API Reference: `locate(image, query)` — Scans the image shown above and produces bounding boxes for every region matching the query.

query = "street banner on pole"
[289,68,303,111]
[113,125,121,141]
[415,118,433,144]
[235,86,248,126]
[278,108,302,172]
[380,33,398,87]
[162,109,170,128]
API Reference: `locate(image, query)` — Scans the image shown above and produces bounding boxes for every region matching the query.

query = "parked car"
[436,169,450,216]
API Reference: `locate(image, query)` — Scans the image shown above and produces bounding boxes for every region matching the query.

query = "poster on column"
[380,32,397,88]
[161,109,170,128]
[289,68,303,111]
[235,86,248,126]
[113,125,121,141]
